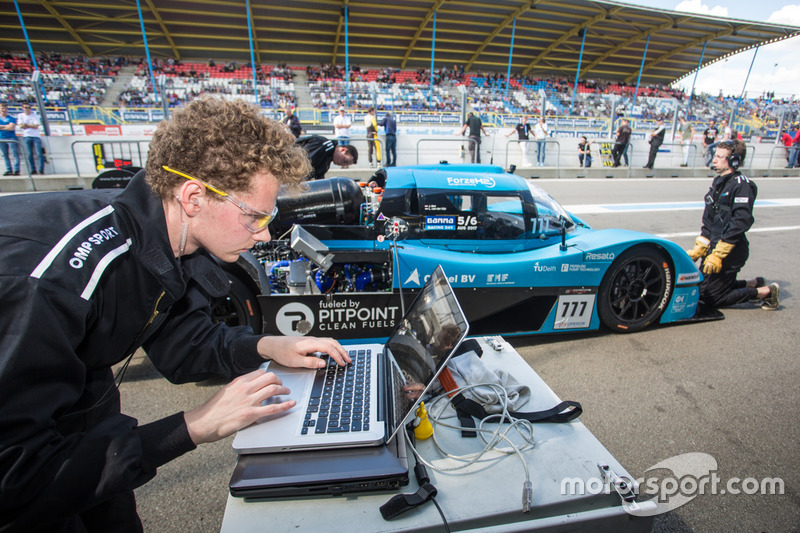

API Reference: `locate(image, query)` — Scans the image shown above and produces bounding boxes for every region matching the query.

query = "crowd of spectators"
[1,52,125,107]
[1,51,798,130]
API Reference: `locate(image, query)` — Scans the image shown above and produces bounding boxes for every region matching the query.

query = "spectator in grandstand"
[506,116,532,167]
[702,118,719,167]
[686,139,779,311]
[533,117,550,166]
[678,117,694,167]
[0,97,352,532]
[0,102,20,176]
[578,136,592,168]
[364,106,379,167]
[459,112,489,164]
[643,117,666,170]
[282,107,302,138]
[297,134,358,180]
[377,111,398,167]
[612,118,631,168]
[333,106,351,147]
[17,103,45,174]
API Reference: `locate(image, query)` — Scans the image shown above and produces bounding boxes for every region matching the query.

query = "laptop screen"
[383,265,469,441]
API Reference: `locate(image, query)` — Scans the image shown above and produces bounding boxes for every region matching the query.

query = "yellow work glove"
[686,236,710,261]
[702,241,735,275]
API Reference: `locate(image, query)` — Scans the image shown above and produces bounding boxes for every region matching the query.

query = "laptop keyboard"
[302,350,372,435]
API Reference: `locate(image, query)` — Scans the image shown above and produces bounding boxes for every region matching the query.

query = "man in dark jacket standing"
[611,118,631,167]
[282,107,302,138]
[685,139,779,310]
[459,112,489,163]
[643,117,665,169]
[0,97,350,532]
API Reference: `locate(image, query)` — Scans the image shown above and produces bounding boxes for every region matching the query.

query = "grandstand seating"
[1,52,797,133]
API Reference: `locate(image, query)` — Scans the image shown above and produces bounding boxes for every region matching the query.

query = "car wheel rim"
[609,258,665,322]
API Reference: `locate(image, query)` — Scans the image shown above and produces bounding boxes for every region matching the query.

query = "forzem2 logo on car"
[446,176,496,188]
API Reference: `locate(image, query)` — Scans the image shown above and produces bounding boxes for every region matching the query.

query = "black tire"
[210,272,263,333]
[597,246,673,333]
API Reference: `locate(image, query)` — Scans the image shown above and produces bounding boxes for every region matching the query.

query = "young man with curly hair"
[0,97,350,532]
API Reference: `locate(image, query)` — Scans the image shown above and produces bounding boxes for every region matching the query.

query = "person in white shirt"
[333,106,351,147]
[364,107,378,167]
[17,103,45,174]
[533,117,549,166]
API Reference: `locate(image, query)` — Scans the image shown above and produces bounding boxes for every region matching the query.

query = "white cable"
[404,382,536,512]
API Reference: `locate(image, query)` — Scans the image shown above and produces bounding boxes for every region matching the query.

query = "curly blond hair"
[145,96,310,199]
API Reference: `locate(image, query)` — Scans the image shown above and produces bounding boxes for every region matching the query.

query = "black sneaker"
[2,171,11,176]
[12,171,19,175]
[761,283,780,311]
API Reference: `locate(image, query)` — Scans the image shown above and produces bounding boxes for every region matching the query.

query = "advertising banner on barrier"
[84,125,122,136]
[46,111,68,121]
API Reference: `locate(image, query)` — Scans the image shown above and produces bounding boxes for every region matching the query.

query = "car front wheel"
[597,246,673,333]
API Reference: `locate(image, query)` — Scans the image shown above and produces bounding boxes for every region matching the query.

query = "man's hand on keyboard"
[257,336,352,368]
[184,369,292,445]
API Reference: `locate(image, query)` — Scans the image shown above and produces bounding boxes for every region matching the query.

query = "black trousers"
[699,246,758,307]
[645,141,662,168]
[612,142,627,166]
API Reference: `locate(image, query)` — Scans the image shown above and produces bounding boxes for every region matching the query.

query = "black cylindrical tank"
[269,177,365,235]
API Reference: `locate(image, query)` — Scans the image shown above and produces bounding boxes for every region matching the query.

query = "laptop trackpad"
[262,371,309,406]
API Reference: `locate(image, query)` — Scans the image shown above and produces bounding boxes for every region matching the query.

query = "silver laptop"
[232,265,468,454]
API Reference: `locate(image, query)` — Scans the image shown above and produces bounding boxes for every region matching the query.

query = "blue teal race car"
[213,164,711,342]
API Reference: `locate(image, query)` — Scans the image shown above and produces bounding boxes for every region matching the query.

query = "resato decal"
[584,252,615,261]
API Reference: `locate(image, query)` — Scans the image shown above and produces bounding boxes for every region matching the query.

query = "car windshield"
[526,181,574,234]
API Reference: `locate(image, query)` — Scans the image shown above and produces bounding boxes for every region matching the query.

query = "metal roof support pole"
[630,34,650,118]
[430,11,436,109]
[14,0,49,107]
[246,0,258,104]
[505,17,517,105]
[570,27,587,116]
[686,40,707,118]
[345,5,350,109]
[730,45,759,128]
[13,0,39,71]
[136,0,159,105]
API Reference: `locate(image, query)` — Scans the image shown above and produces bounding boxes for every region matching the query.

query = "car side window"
[421,191,525,240]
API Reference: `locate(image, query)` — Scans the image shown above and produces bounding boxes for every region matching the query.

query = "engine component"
[269,177,366,235]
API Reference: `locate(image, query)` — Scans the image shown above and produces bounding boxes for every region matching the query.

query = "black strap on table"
[380,482,438,520]
[452,393,582,438]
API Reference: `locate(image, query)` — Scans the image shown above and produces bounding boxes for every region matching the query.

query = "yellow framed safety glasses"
[163,165,278,233]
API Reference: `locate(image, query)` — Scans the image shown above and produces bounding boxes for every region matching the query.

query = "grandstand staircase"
[293,69,309,108]
[100,64,139,106]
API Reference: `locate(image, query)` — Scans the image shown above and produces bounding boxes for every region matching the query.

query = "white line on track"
[563,198,800,214]
[657,226,800,238]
